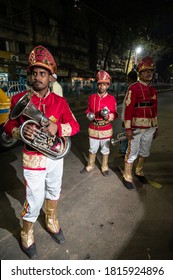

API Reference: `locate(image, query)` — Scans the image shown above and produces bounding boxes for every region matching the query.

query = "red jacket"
[4,90,80,138]
[4,90,80,169]
[124,81,158,130]
[86,92,117,139]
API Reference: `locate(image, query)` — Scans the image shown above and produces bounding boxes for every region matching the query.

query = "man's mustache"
[33,81,42,85]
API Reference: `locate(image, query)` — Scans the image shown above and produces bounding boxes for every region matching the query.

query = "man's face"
[97,82,109,94]
[139,69,154,83]
[31,67,51,91]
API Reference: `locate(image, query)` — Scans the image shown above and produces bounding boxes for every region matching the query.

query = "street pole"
[134,46,142,70]
[125,47,132,75]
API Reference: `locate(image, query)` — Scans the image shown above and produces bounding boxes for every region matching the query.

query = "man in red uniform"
[123,56,158,190]
[4,45,80,258]
[80,70,117,176]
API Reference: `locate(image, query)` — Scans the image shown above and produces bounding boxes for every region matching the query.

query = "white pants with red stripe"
[126,127,156,163]
[22,157,64,223]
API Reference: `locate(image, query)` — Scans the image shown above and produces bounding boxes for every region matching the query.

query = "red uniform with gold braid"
[4,45,80,259]
[124,56,158,130]
[86,93,117,139]
[124,80,158,130]
[122,56,158,190]
[5,90,79,170]
[80,70,117,177]
[5,91,79,156]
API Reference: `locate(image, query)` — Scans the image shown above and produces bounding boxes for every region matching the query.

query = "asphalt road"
[0,90,173,260]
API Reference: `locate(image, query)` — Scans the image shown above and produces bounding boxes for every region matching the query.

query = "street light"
[134,46,142,69]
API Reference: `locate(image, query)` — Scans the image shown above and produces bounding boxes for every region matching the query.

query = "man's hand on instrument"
[103,115,109,120]
[87,112,95,121]
[43,120,58,136]
[153,128,158,139]
[125,129,133,140]
[23,123,37,140]
[100,107,109,120]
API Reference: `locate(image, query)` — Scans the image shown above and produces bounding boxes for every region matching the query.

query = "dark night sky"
[77,0,173,76]
[79,0,173,38]
[80,0,172,18]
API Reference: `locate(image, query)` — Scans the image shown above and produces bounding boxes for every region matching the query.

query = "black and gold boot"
[80,153,96,174]
[20,220,37,259]
[123,162,135,190]
[135,156,148,184]
[45,199,65,244]
[101,154,109,176]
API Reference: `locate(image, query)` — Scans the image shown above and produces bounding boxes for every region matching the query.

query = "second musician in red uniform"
[123,56,158,190]
[80,70,117,176]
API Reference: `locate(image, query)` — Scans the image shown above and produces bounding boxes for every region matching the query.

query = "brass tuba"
[10,92,71,160]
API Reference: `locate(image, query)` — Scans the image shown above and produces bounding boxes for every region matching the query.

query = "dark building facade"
[0,0,126,83]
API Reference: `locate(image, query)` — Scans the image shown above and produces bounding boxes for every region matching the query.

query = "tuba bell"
[10,92,71,160]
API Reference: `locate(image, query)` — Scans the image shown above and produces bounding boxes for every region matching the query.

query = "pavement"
[0,88,173,260]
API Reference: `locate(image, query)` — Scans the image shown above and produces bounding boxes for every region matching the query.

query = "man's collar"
[97,92,108,98]
[139,80,150,86]
[33,88,50,98]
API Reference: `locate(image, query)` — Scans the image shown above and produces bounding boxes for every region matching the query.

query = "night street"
[0,90,173,260]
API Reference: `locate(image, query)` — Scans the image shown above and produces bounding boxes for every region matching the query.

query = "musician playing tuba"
[4,45,80,259]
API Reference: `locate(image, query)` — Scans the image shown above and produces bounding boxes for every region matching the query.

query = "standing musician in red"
[4,45,80,259]
[123,56,158,190]
[80,70,117,176]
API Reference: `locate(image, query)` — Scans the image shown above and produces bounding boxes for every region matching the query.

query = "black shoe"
[102,170,109,177]
[49,228,65,244]
[21,242,38,259]
[123,178,135,190]
[135,173,148,184]
[80,167,88,174]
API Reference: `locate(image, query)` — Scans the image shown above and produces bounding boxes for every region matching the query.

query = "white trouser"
[23,157,64,223]
[126,127,156,163]
[89,137,110,155]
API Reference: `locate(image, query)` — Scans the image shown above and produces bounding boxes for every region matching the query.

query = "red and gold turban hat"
[137,56,155,73]
[28,45,57,74]
[96,70,111,84]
